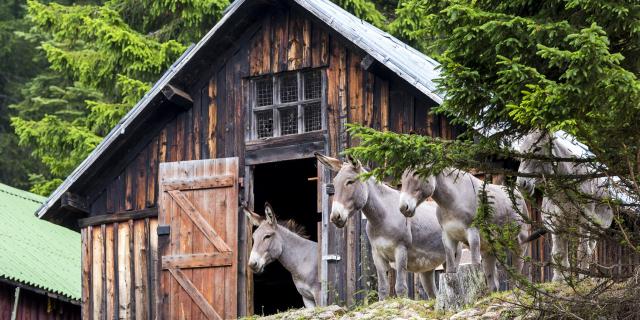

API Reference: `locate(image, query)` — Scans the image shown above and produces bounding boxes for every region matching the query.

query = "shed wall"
[0,282,80,320]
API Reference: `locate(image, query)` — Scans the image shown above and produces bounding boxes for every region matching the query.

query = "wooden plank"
[302,18,311,68]
[149,219,158,320]
[161,253,233,269]
[92,226,104,320]
[136,150,148,210]
[191,159,206,320]
[162,84,193,110]
[319,30,329,66]
[117,222,131,318]
[245,141,325,165]
[167,190,232,252]
[133,220,149,319]
[78,208,158,228]
[125,163,135,211]
[364,71,374,127]
[380,79,389,131]
[223,158,238,319]
[287,15,303,70]
[147,137,159,207]
[168,268,222,320]
[249,28,263,76]
[81,227,92,320]
[245,130,324,150]
[261,15,272,75]
[105,225,116,320]
[161,175,235,191]
[208,78,217,159]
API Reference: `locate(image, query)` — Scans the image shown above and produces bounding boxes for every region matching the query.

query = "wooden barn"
[0,183,80,320]
[34,0,459,317]
[33,0,636,318]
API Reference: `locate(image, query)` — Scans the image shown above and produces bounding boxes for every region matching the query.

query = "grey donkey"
[316,153,454,300]
[244,203,321,307]
[399,168,530,292]
[517,130,613,281]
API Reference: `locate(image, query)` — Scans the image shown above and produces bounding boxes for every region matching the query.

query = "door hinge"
[325,183,335,195]
[322,254,341,261]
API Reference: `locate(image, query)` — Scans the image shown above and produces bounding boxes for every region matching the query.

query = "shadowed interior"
[252,158,320,315]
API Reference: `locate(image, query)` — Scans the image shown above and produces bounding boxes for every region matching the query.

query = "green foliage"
[335,0,387,28]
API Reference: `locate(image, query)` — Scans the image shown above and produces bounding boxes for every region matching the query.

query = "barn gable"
[33,0,463,317]
[35,0,445,227]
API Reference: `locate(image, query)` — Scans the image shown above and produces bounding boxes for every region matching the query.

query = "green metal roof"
[0,183,80,300]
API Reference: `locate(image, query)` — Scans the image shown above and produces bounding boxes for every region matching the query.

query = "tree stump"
[435,264,488,312]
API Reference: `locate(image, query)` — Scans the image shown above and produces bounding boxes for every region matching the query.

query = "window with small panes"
[251,70,324,139]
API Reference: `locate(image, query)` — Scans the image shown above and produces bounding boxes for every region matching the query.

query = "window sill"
[245,130,325,151]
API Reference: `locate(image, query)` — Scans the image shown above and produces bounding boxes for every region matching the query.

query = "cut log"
[435,264,488,312]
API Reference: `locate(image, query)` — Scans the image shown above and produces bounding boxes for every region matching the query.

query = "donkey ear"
[314,152,343,172]
[264,202,277,225]
[242,207,263,226]
[346,154,361,170]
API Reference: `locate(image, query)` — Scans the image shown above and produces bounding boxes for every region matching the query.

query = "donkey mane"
[279,219,310,239]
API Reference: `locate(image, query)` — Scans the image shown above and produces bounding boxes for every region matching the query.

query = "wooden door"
[157,158,238,319]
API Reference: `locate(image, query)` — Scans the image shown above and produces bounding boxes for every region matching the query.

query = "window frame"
[250,69,325,140]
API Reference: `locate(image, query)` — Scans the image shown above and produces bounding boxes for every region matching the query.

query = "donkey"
[516,130,613,281]
[399,168,530,292]
[244,203,321,308]
[316,153,452,300]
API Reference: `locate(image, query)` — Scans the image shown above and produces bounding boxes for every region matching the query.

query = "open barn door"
[157,158,238,319]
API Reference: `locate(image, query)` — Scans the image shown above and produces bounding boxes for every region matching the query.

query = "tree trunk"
[435,264,488,312]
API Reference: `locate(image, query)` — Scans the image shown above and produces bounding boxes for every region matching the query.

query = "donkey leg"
[372,249,391,300]
[551,233,569,282]
[393,246,409,297]
[302,296,315,308]
[481,252,499,292]
[442,232,459,273]
[419,270,437,300]
[466,227,482,265]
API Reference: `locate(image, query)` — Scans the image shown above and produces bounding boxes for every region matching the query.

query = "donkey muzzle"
[398,192,417,217]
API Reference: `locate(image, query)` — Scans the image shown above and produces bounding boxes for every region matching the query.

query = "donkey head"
[399,169,436,217]
[315,152,367,228]
[244,203,283,274]
[516,130,554,196]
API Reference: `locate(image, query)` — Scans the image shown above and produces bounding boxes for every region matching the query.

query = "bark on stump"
[435,264,488,312]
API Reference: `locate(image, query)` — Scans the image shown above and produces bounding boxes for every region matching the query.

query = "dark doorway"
[251,158,320,315]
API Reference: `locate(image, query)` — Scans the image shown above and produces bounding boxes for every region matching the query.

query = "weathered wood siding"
[0,282,80,320]
[81,3,461,316]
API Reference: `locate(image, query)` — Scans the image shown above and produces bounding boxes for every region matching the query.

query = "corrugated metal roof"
[36,0,444,222]
[294,0,443,104]
[0,183,80,300]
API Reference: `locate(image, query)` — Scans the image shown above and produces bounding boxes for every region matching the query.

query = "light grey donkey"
[316,153,453,300]
[399,168,530,292]
[244,203,321,307]
[517,130,613,281]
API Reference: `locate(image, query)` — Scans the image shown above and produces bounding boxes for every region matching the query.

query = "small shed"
[0,183,80,319]
[34,0,460,318]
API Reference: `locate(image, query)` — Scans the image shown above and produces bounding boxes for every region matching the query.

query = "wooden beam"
[161,252,233,269]
[61,192,89,215]
[78,208,158,228]
[162,84,193,110]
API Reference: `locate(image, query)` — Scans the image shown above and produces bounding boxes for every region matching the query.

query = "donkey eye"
[264,234,272,239]
[346,180,355,186]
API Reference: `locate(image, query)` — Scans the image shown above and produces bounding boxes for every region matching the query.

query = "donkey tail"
[522,228,547,243]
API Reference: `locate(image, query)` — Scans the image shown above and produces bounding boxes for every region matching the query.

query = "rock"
[449,308,481,320]
[480,311,500,319]
[436,264,489,312]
